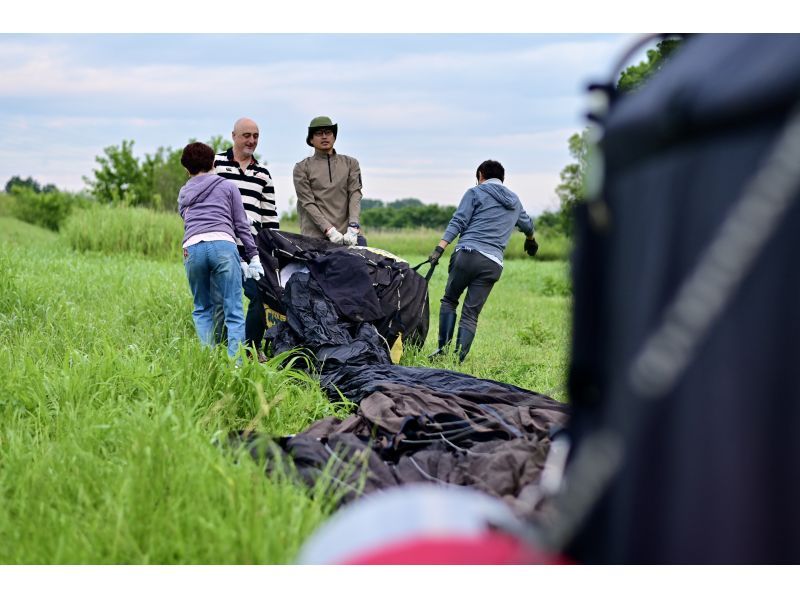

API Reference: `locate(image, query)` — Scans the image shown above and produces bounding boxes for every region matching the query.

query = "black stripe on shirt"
[239,187,275,200]
[244,205,279,218]
[216,170,273,189]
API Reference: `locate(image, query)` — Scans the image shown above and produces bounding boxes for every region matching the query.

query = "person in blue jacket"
[428,160,538,362]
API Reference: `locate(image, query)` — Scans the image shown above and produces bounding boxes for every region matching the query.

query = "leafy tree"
[361,198,385,211]
[141,146,188,212]
[555,130,590,222]
[388,197,423,209]
[554,37,683,234]
[617,39,683,93]
[5,176,45,194]
[5,176,39,194]
[83,140,146,206]
[84,136,227,211]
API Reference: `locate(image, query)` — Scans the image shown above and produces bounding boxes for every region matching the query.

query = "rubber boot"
[455,326,476,363]
[429,311,457,359]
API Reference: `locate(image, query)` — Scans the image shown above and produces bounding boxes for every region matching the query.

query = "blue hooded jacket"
[442,180,534,264]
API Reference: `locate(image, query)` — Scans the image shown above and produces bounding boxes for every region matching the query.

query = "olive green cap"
[307,116,338,146]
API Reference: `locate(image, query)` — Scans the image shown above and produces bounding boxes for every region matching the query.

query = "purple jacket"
[178,173,258,261]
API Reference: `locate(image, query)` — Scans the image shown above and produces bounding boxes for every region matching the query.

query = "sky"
[5,1,777,219]
[0,32,643,216]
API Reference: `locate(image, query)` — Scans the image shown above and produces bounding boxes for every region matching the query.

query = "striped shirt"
[214,149,280,248]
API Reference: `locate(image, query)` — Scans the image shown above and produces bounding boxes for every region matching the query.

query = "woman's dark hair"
[181,142,215,175]
[476,160,505,183]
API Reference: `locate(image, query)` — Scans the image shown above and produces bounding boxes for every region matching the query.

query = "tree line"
[282,197,457,230]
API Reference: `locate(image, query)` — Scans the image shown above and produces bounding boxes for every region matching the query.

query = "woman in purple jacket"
[178,142,264,359]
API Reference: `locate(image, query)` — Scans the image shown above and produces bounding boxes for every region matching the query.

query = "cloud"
[472,127,580,151]
[0,143,95,190]
[366,38,622,82]
[40,116,171,129]
[0,36,625,105]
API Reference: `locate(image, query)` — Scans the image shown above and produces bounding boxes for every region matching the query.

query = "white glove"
[241,261,252,280]
[343,226,359,246]
[248,256,264,281]
[325,227,344,244]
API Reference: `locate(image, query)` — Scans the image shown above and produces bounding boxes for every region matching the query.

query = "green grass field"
[0,213,571,563]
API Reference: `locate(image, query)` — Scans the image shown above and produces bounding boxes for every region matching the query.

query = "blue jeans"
[184,241,245,359]
[212,276,266,350]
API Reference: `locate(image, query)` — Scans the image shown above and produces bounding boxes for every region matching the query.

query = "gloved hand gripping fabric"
[326,226,345,244]
[343,222,360,246]
[241,261,252,281]
[248,256,264,281]
[429,245,444,266]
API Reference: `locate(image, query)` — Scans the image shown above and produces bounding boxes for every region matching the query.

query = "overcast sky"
[0,33,643,216]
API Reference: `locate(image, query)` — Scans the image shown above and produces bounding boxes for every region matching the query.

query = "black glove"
[524,236,539,257]
[429,245,444,266]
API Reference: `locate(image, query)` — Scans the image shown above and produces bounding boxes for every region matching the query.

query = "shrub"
[516,318,555,346]
[538,271,572,297]
[62,204,184,261]
[9,186,88,231]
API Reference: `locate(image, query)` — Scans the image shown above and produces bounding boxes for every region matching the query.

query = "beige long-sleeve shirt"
[293,149,363,238]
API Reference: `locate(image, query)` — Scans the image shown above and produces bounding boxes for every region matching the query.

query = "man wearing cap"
[293,116,366,246]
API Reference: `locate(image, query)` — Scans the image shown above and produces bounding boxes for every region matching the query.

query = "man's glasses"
[313,129,334,137]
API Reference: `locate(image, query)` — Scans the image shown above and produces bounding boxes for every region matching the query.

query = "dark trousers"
[243,277,267,349]
[213,277,267,350]
[440,249,502,333]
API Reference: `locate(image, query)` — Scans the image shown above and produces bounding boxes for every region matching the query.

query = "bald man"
[213,117,279,360]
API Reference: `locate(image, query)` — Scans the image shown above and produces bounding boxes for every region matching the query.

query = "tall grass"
[0,192,15,217]
[0,215,59,248]
[0,228,351,563]
[0,214,571,562]
[363,228,570,262]
[62,204,184,260]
